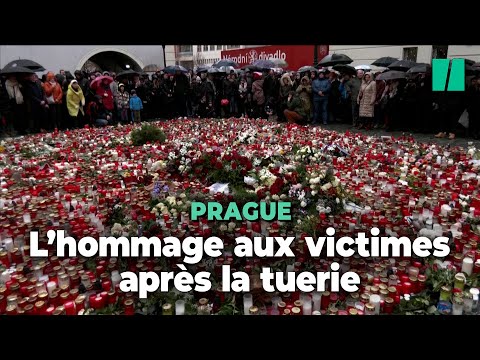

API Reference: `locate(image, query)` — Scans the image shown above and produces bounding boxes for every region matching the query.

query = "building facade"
[0,45,176,74]
[176,45,261,68]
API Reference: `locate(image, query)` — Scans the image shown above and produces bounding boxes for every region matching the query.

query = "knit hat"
[119,83,125,88]
[70,79,78,85]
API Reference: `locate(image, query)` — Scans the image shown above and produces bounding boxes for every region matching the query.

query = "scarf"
[5,79,24,104]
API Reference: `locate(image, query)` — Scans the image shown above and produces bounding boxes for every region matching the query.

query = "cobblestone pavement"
[319,122,480,149]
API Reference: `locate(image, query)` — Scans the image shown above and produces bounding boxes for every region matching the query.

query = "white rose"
[311,190,317,196]
[272,194,280,201]
[280,194,287,200]
[321,183,332,192]
[300,201,307,208]
[176,201,183,207]
[219,224,228,232]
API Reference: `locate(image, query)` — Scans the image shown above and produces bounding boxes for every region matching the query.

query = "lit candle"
[47,281,57,295]
[175,299,185,315]
[462,257,474,276]
[23,213,31,224]
[369,294,381,315]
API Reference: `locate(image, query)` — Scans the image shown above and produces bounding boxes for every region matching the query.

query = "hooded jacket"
[43,72,63,104]
[312,75,331,100]
[252,79,265,105]
[279,73,293,102]
[296,76,312,115]
[66,80,85,117]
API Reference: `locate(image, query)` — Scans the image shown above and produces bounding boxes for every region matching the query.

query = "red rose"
[215,162,223,169]
[231,161,237,169]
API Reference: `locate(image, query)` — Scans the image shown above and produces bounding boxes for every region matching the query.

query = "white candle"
[0,270,11,284]
[243,293,253,315]
[441,204,451,217]
[312,292,322,312]
[271,296,281,315]
[23,213,31,224]
[462,257,474,276]
[303,299,312,315]
[111,271,122,287]
[369,294,381,315]
[175,300,185,315]
[4,238,13,252]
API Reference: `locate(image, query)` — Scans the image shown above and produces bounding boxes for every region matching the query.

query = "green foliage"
[231,185,258,205]
[207,168,244,187]
[393,291,439,315]
[130,124,166,146]
[216,295,240,315]
[425,266,456,293]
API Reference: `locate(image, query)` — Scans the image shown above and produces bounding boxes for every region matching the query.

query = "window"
[227,45,240,49]
[403,47,418,62]
[203,45,208,51]
[210,45,215,51]
[197,45,202,52]
[217,45,222,50]
[432,45,448,59]
[179,45,192,53]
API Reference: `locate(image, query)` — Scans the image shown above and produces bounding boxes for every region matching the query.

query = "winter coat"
[66,82,85,117]
[129,95,143,111]
[22,80,46,110]
[286,94,307,118]
[0,82,12,113]
[202,79,216,104]
[117,90,130,109]
[345,77,362,104]
[296,77,312,116]
[174,74,189,95]
[95,84,114,111]
[43,72,63,104]
[279,73,293,104]
[5,79,23,105]
[223,78,238,97]
[358,78,376,118]
[252,79,265,105]
[263,73,279,101]
[312,77,331,100]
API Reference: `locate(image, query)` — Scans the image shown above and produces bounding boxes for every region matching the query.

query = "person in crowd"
[74,70,89,96]
[402,78,417,131]
[43,72,64,130]
[22,73,48,132]
[373,74,386,129]
[238,77,248,117]
[66,79,85,128]
[160,73,174,118]
[328,71,341,123]
[345,69,364,126]
[173,70,189,117]
[263,69,279,115]
[201,73,217,118]
[129,89,143,123]
[0,79,14,136]
[293,72,302,89]
[312,71,331,125]
[278,72,293,122]
[252,72,265,118]
[434,88,463,139]
[467,76,480,139]
[284,91,307,124]
[357,72,376,130]
[94,77,114,113]
[110,72,119,121]
[4,75,25,134]
[117,83,130,123]
[415,72,432,133]
[59,69,65,76]
[87,95,111,127]
[384,79,403,131]
[245,70,254,94]
[296,76,312,122]
[223,73,238,117]
[191,76,203,117]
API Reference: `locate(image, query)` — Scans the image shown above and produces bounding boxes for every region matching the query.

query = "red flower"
[215,162,223,170]
[231,161,237,169]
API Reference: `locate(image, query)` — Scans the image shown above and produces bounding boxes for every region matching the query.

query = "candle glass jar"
[197,298,211,315]
[365,303,375,315]
[452,296,464,315]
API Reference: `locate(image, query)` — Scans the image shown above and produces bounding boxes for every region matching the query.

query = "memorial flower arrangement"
[0,119,478,315]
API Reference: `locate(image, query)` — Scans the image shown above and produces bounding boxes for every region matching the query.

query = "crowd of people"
[1,64,480,139]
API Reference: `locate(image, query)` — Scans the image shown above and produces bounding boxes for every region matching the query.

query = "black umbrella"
[317,54,353,67]
[117,69,140,77]
[163,65,188,74]
[297,65,318,73]
[213,59,239,68]
[3,59,45,72]
[376,70,408,81]
[195,66,210,74]
[332,64,356,75]
[143,64,160,72]
[217,66,235,73]
[371,57,398,67]
[253,59,275,70]
[0,64,35,75]
[207,67,220,74]
[407,63,431,74]
[387,60,417,71]
[464,59,476,66]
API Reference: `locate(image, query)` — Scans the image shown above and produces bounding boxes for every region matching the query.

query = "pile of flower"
[0,119,479,315]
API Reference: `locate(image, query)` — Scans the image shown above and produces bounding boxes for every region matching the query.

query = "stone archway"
[76,47,145,74]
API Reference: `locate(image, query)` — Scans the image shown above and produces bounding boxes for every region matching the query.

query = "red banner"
[221,45,329,71]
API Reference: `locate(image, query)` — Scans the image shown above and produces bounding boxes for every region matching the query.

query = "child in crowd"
[129,89,143,123]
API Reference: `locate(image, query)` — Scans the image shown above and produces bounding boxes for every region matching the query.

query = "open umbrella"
[407,63,431,74]
[253,59,275,70]
[3,59,45,72]
[117,69,140,77]
[217,66,235,73]
[213,59,239,68]
[241,64,262,71]
[195,66,210,74]
[332,64,356,76]
[90,75,114,90]
[388,60,417,71]
[0,64,35,75]
[355,65,372,71]
[207,67,220,74]
[371,57,398,67]
[269,58,288,68]
[317,54,353,67]
[163,65,188,74]
[376,70,408,81]
[297,65,317,73]
[143,64,160,72]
